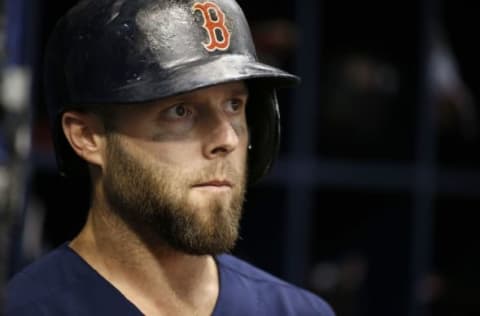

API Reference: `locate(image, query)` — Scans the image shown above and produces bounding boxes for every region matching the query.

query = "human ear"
[61,111,106,169]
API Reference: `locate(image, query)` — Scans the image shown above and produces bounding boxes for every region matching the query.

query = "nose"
[203,114,240,159]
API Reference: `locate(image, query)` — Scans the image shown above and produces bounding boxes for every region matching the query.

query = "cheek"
[151,122,195,142]
[232,124,249,161]
[232,117,248,141]
[138,139,202,167]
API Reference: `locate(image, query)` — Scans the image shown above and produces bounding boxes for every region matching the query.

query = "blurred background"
[1,0,480,315]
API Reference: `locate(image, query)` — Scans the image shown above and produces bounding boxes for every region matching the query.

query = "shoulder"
[8,245,71,295]
[7,244,143,316]
[6,244,82,315]
[216,254,336,316]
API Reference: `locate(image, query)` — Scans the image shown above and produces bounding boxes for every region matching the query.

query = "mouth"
[192,180,233,189]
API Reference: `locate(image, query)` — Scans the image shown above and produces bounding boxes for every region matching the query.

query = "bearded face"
[102,133,247,255]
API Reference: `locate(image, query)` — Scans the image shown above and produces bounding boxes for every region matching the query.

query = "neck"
[70,198,219,316]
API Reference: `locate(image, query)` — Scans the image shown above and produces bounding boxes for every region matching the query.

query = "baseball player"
[7,0,335,315]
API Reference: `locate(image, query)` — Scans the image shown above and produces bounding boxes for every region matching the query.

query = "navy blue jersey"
[7,244,335,315]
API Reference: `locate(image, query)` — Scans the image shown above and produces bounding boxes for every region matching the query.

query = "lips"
[192,180,233,188]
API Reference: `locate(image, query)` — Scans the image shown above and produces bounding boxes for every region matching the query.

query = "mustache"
[189,162,244,186]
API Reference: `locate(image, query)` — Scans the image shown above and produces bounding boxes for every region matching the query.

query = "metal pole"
[410,0,437,315]
[284,0,320,285]
[0,0,34,312]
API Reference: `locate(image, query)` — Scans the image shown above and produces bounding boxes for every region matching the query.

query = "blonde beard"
[102,134,247,255]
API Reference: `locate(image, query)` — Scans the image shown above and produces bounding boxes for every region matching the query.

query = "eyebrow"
[142,84,250,110]
[230,87,249,97]
[174,85,249,102]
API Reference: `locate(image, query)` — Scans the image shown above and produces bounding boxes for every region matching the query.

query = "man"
[7,0,335,315]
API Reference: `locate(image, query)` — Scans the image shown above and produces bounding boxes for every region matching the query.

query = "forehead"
[101,81,248,117]
[148,81,248,105]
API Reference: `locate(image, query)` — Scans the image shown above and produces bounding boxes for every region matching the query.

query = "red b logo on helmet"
[193,1,231,52]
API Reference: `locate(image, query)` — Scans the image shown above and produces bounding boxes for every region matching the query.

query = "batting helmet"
[44,0,300,183]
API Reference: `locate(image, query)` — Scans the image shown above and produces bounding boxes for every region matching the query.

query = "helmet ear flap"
[246,84,280,184]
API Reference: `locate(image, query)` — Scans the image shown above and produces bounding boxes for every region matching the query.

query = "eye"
[225,98,245,114]
[163,104,193,120]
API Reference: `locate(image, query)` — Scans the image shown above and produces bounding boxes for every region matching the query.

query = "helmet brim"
[74,54,300,106]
